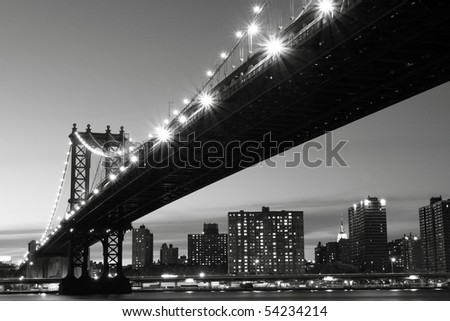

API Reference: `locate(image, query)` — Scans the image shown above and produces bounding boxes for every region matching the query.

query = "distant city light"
[161,274,178,279]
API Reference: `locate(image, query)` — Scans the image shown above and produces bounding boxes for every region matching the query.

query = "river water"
[1,289,449,301]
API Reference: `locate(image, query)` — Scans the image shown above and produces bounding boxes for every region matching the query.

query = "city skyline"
[1,0,450,265]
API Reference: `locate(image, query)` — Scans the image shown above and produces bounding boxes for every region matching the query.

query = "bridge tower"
[59,124,132,295]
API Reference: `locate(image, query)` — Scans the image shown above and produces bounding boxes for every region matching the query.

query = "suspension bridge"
[19,0,450,294]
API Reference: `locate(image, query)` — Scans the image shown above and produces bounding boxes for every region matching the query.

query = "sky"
[1,0,449,264]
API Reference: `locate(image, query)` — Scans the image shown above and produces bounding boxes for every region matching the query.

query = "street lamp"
[390,257,396,273]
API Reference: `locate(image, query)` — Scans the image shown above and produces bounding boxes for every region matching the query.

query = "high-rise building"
[228,206,304,275]
[388,239,403,272]
[401,234,422,272]
[132,225,153,270]
[419,197,450,272]
[348,196,388,272]
[160,243,179,265]
[337,217,348,242]
[314,242,328,264]
[326,242,340,263]
[336,217,350,264]
[188,223,228,267]
[388,234,422,272]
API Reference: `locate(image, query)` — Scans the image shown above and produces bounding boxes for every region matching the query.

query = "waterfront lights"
[263,37,286,57]
[318,0,334,15]
[155,126,172,143]
[199,92,214,108]
[248,22,259,35]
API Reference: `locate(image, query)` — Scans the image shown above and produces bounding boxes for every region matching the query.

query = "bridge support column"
[98,228,131,294]
[59,231,99,295]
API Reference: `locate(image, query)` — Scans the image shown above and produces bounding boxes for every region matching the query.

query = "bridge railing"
[216,0,363,103]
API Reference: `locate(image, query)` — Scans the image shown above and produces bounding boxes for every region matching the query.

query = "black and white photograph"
[1,0,450,319]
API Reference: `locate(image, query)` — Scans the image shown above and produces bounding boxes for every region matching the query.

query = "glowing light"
[93,189,99,194]
[148,134,154,139]
[172,110,179,116]
[119,166,126,172]
[155,127,172,143]
[248,23,259,35]
[364,199,370,206]
[178,115,188,124]
[236,31,243,38]
[380,199,386,206]
[183,98,190,105]
[199,92,214,108]
[253,5,262,14]
[199,272,205,278]
[263,37,286,56]
[109,174,117,181]
[220,52,228,59]
[318,0,334,14]
[163,119,169,125]
[206,70,214,77]
[161,274,178,279]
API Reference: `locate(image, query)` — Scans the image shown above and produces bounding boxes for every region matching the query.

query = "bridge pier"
[97,229,131,294]
[59,228,131,295]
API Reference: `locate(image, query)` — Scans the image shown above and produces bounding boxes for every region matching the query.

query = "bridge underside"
[40,0,450,261]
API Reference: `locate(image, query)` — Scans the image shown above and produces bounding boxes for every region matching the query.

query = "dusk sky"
[1,0,449,264]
